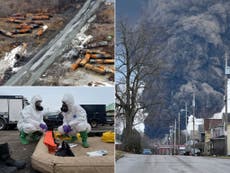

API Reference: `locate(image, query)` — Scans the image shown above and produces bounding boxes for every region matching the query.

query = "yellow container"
[101,131,115,143]
[53,131,81,141]
[53,131,61,139]
[54,131,71,140]
[77,133,81,141]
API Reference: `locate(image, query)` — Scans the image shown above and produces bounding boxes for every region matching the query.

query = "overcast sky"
[116,0,147,24]
[0,87,114,112]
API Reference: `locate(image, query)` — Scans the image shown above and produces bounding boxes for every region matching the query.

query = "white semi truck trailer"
[0,95,28,130]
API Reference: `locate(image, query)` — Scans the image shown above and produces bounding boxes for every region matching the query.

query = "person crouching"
[58,94,91,148]
[17,95,48,144]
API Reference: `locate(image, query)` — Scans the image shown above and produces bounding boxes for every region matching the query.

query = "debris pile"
[87,81,113,87]
[0,29,14,38]
[65,18,114,82]
[70,49,114,78]
[0,12,51,37]
[0,0,114,86]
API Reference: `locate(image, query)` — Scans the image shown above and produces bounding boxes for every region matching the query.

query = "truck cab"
[81,104,107,128]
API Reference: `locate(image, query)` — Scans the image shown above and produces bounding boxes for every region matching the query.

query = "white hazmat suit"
[58,94,91,135]
[17,95,47,134]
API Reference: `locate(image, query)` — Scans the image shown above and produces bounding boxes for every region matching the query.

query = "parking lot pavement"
[0,130,39,173]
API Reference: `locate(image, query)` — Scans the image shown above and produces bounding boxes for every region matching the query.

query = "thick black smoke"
[142,0,230,138]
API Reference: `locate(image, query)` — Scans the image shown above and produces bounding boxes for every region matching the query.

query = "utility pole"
[174,119,177,155]
[185,102,188,144]
[180,103,188,144]
[178,112,181,146]
[225,53,228,131]
[172,126,174,155]
[192,92,195,155]
[169,125,173,155]
[225,52,229,155]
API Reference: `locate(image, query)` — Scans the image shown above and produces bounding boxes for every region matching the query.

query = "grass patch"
[215,156,230,159]
[205,155,230,159]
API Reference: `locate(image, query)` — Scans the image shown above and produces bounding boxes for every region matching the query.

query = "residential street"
[116,154,230,173]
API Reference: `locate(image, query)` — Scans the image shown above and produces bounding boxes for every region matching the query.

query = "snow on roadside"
[0,44,27,78]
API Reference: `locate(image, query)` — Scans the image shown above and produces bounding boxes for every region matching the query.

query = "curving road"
[5,0,104,86]
[116,154,230,173]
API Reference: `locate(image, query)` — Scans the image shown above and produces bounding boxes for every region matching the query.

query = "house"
[226,113,230,155]
[203,119,223,155]
[210,125,225,155]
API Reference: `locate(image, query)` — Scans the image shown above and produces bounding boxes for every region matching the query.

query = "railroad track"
[5,0,104,86]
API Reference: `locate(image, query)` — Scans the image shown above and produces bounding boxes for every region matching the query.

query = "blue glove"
[40,123,48,131]
[63,125,72,133]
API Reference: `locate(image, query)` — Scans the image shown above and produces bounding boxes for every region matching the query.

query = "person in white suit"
[58,94,91,148]
[17,95,47,144]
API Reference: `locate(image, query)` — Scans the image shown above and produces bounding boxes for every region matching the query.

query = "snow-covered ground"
[0,44,27,78]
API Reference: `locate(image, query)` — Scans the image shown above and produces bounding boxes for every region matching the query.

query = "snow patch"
[71,23,93,49]
[12,67,21,72]
[0,45,27,77]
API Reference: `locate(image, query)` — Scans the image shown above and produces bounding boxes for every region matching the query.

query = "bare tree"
[116,21,163,151]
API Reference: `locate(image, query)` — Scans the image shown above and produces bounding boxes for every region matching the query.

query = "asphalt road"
[116,154,230,173]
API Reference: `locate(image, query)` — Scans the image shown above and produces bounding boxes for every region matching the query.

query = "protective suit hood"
[31,95,43,110]
[58,94,91,134]
[17,95,46,134]
[62,94,74,112]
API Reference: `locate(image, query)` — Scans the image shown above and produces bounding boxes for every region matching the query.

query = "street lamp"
[225,52,229,155]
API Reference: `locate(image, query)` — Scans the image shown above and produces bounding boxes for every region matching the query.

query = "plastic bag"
[86,150,108,157]
[55,141,75,157]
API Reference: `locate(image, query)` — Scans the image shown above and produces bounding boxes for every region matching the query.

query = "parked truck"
[0,95,28,130]
[81,104,107,128]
